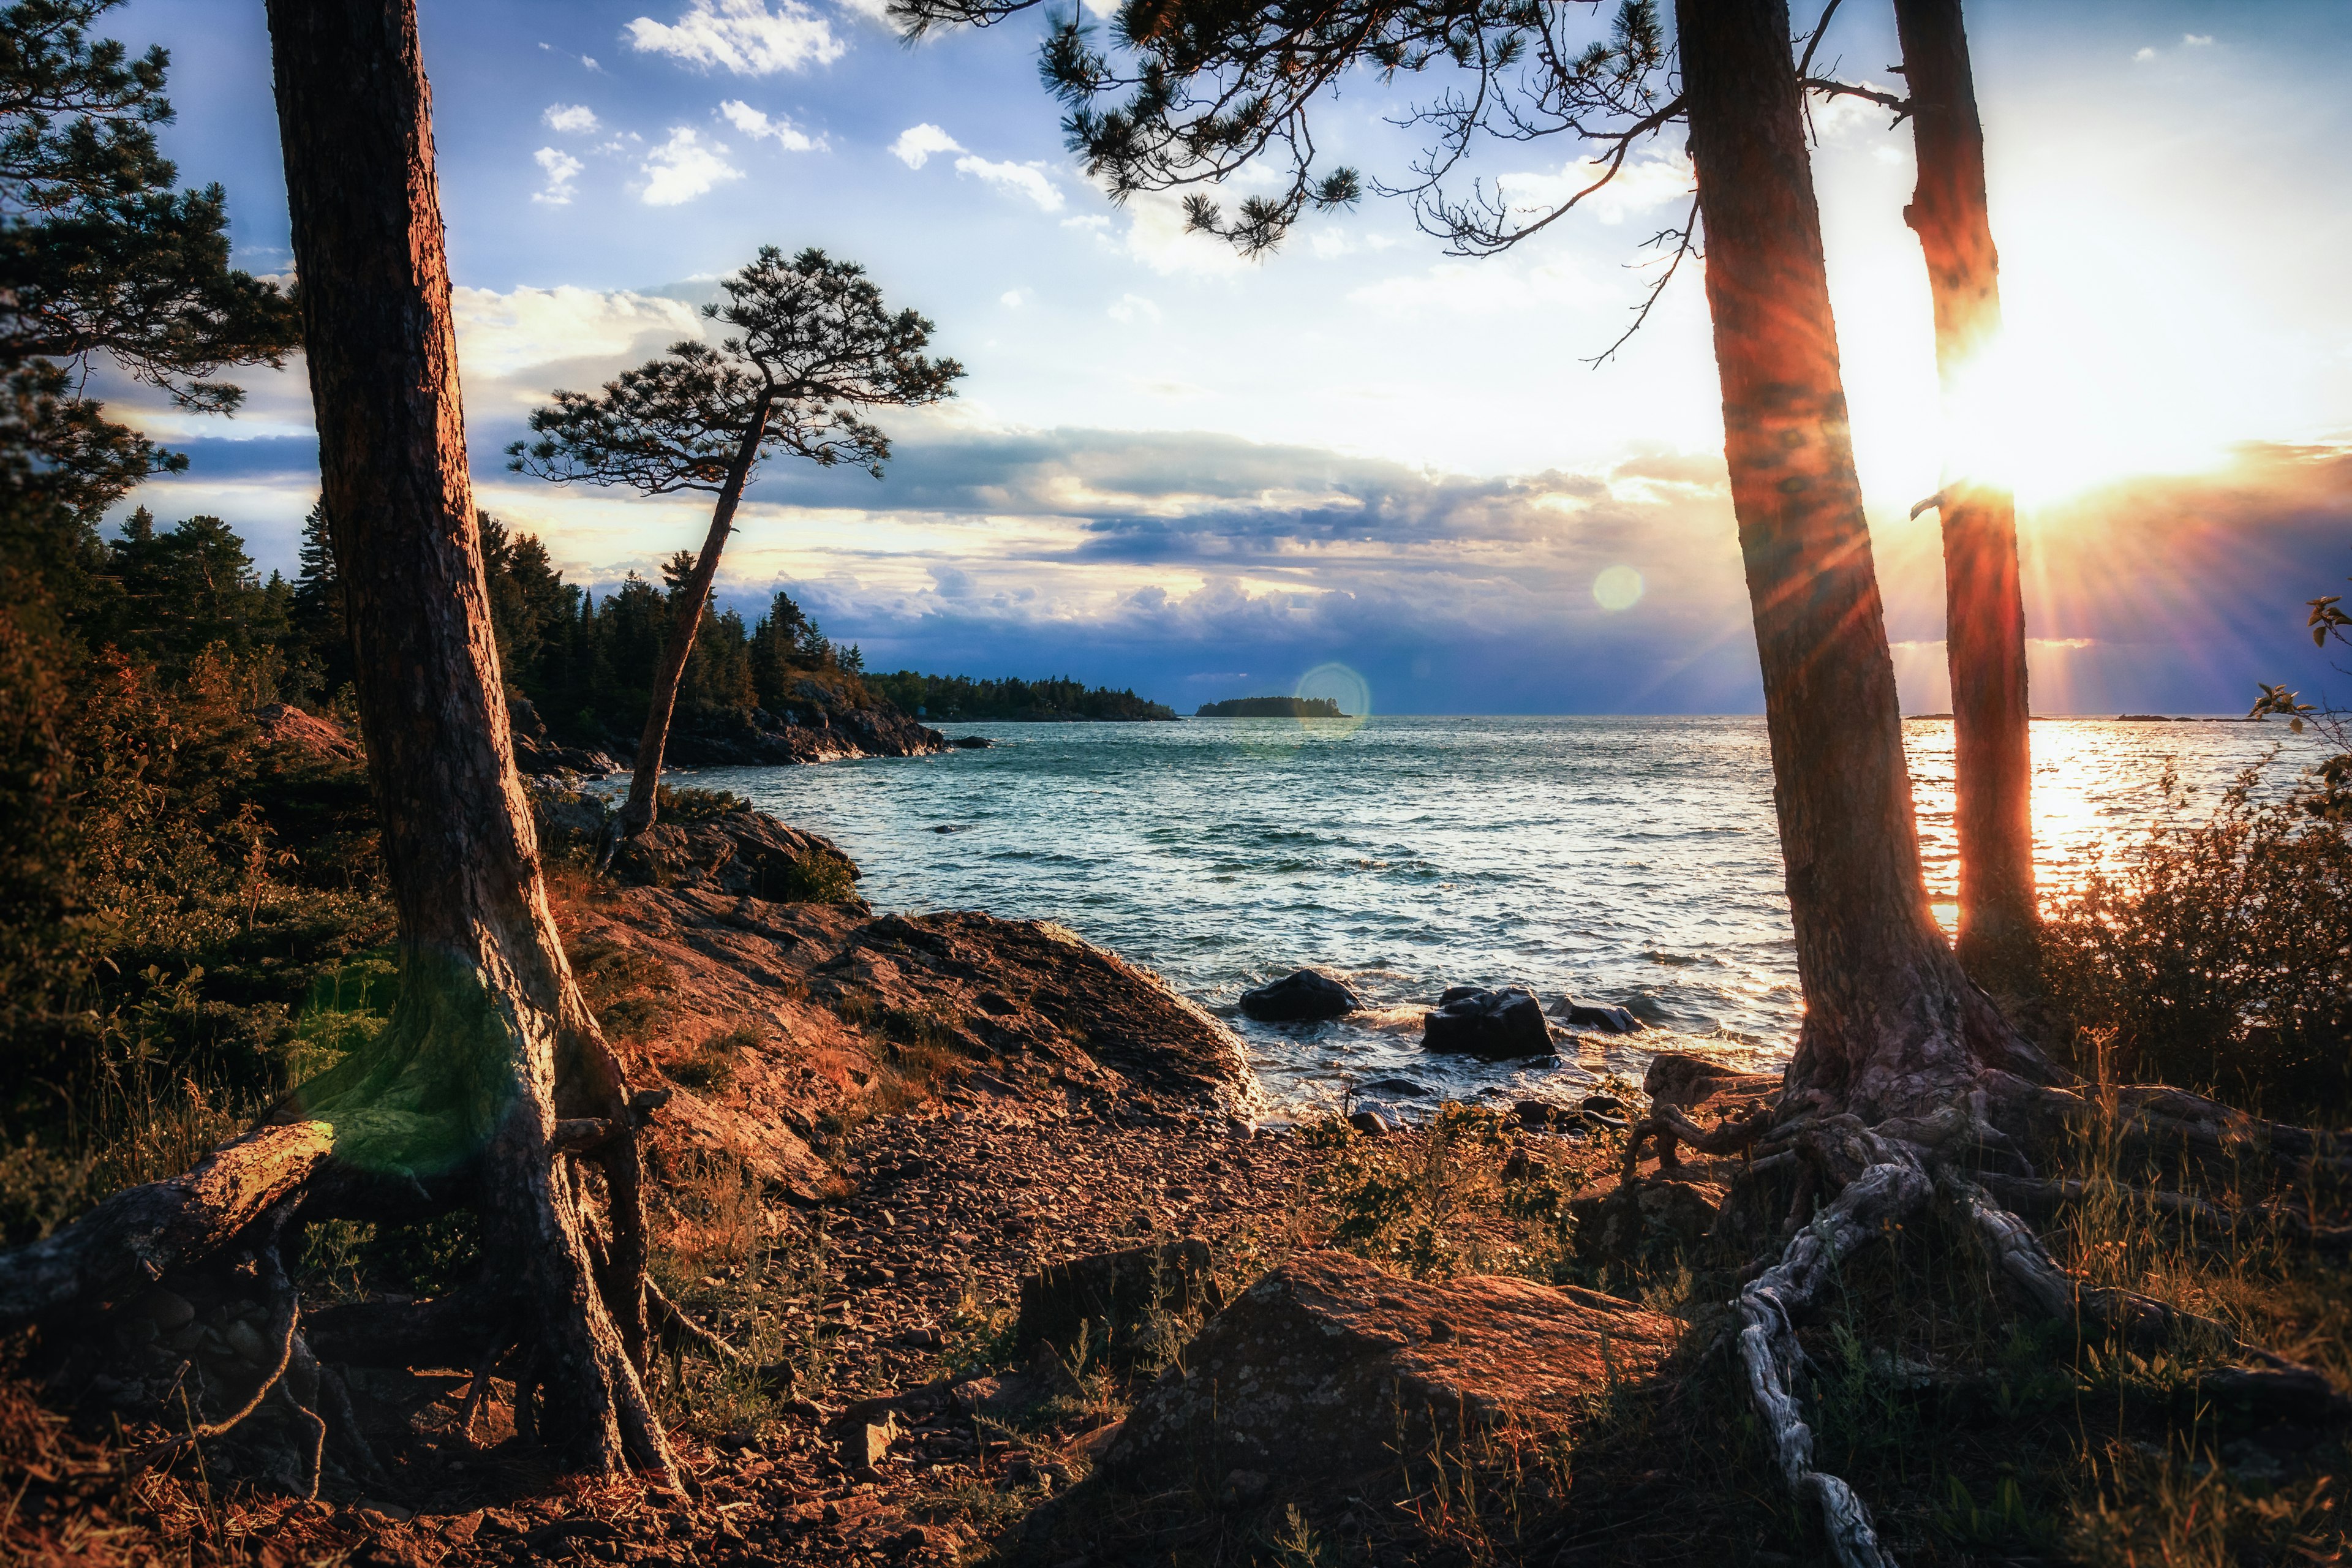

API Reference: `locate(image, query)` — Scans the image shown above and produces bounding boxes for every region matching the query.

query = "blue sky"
[97,0,2352,714]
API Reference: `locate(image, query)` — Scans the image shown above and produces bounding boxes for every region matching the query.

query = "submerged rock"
[1359,1077,1431,1098]
[952,734,993,749]
[1554,998,1645,1033]
[1238,968,1360,1022]
[1422,986,1554,1058]
[1102,1251,1677,1487]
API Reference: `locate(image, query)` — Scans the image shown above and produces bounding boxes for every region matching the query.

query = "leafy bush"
[654,782,750,821]
[2041,763,2352,1125]
[774,848,859,905]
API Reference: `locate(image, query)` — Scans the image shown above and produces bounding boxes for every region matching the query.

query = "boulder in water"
[1422,986,1553,1058]
[952,734,993,749]
[1553,997,1645,1033]
[1238,968,1359,1022]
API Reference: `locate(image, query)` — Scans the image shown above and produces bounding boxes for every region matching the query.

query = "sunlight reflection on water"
[683,715,2321,1117]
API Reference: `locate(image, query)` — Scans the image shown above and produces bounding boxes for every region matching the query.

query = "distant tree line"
[867,669,1175,722]
[290,505,868,749]
[1196,696,1344,718]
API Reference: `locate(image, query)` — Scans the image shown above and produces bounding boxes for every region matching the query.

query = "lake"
[663,715,2318,1118]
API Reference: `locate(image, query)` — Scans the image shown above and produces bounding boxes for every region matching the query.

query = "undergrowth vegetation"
[2042,757,2352,1125]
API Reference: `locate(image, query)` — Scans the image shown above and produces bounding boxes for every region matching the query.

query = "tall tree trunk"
[1673,0,2050,1118]
[1894,0,2039,1000]
[264,0,672,1478]
[616,406,770,838]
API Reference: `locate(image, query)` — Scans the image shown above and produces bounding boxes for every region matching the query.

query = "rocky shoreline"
[509,673,950,782]
[1,791,1765,1568]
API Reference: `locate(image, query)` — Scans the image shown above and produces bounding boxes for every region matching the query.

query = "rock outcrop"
[1421,985,1555,1058]
[1016,1241,1219,1357]
[603,803,865,905]
[810,913,1262,1120]
[1237,968,1359,1022]
[665,677,946,767]
[1102,1251,1677,1487]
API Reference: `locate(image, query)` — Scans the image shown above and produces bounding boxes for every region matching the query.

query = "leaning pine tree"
[891,0,2348,1558]
[507,248,961,841]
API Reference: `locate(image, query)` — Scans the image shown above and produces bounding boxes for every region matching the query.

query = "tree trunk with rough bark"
[256,0,671,1479]
[1675,0,2045,1123]
[616,407,771,838]
[1895,0,2040,1000]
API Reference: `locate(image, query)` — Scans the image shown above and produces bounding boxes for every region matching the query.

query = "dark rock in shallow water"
[1422,986,1554,1059]
[1554,998,1645,1033]
[1621,990,1675,1025]
[1238,968,1359,1022]
[952,734,993,749]
[1359,1077,1430,1098]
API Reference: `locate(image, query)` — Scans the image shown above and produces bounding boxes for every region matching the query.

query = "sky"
[93,0,2352,715]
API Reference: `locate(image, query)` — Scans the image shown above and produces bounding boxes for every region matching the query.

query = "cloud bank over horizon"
[96,0,2352,718]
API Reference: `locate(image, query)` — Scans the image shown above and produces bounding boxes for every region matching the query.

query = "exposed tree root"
[0,1123,334,1329]
[1632,1042,2349,1563]
[1972,1170,2351,1254]
[647,1279,748,1368]
[1734,1158,1930,1568]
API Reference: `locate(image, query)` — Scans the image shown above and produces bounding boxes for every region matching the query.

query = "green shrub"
[655,782,750,821]
[771,848,859,905]
[2041,762,2352,1125]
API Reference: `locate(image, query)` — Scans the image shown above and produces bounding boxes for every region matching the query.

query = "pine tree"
[509,246,960,835]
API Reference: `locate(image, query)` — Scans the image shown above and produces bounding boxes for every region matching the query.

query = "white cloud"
[1107,293,1160,324]
[718,99,823,151]
[953,154,1062,212]
[1494,151,1692,226]
[639,126,743,205]
[532,146,584,205]
[451,285,705,382]
[1349,258,1596,317]
[1060,214,1109,232]
[2133,46,2156,61]
[890,123,962,169]
[543,103,600,134]
[1111,187,1248,276]
[2184,33,2213,46]
[624,0,844,75]
[1000,290,1025,307]
[1307,226,1354,259]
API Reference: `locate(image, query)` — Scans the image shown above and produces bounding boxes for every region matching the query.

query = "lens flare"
[1593,565,1645,611]
[1295,662,1372,735]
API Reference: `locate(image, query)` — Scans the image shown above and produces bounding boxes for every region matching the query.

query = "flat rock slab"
[1104,1251,1678,1487]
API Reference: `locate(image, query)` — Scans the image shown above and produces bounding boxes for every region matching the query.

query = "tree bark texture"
[263,0,670,1478]
[1675,0,2043,1119]
[1894,0,2039,999]
[617,405,772,835]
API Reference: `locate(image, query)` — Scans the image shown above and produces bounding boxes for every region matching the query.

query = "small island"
[1196,696,1349,718]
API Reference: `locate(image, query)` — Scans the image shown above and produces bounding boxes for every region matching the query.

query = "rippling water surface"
[676,716,2318,1117]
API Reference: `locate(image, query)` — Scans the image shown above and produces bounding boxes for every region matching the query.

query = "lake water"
[670,715,2320,1119]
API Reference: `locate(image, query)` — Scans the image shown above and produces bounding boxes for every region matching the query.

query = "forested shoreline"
[868,669,1177,722]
